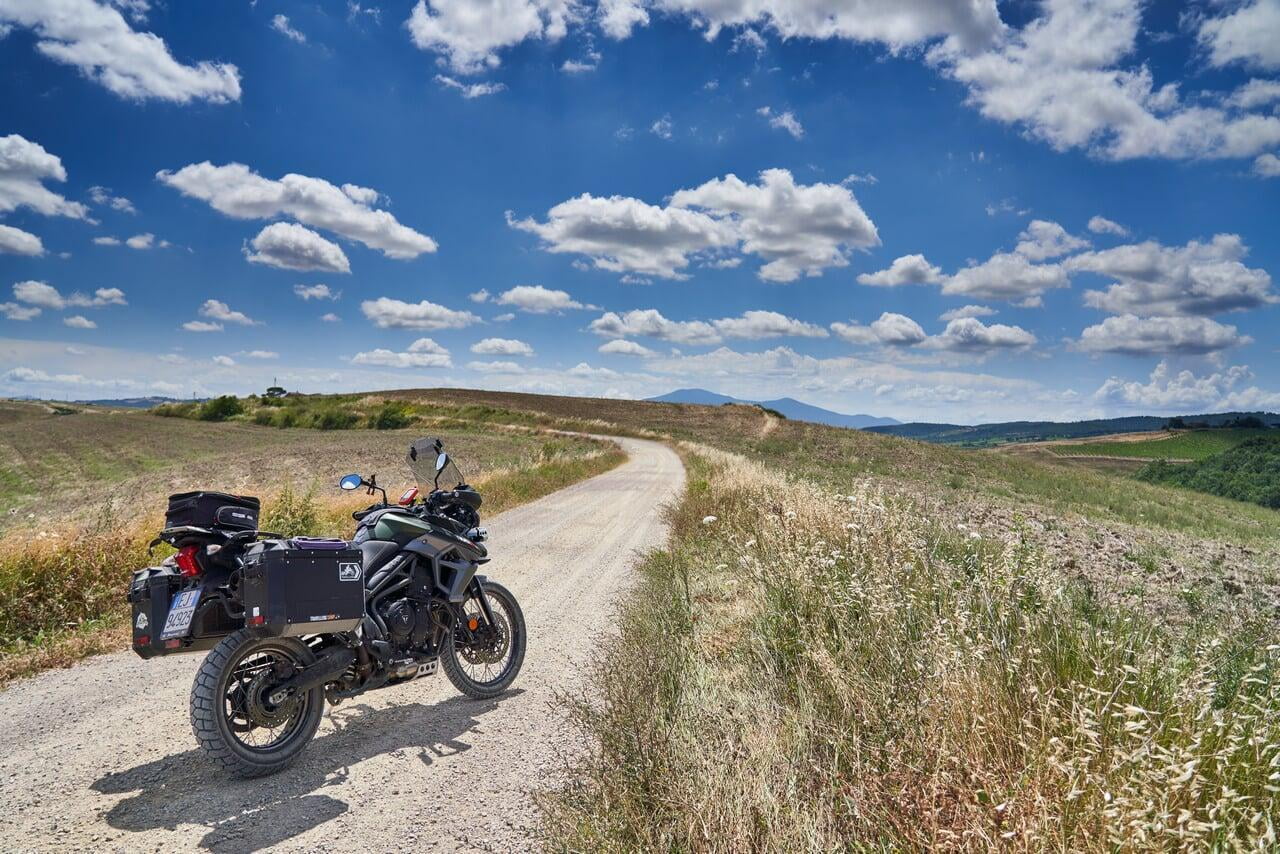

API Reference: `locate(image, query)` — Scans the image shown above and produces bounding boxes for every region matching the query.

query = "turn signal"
[468,617,479,631]
[175,545,202,577]
[398,487,419,505]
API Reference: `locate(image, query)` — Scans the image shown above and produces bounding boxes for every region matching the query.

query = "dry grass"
[542,446,1280,851]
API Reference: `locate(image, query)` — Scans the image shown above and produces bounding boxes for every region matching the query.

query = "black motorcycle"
[128,437,526,777]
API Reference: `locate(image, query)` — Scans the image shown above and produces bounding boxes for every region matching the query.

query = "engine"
[381,597,434,650]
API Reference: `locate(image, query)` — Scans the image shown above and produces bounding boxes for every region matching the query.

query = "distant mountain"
[867,412,1280,446]
[73,396,192,409]
[647,388,899,429]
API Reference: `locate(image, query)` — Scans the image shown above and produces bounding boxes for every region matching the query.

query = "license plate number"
[161,589,202,640]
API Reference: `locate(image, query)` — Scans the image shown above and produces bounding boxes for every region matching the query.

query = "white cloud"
[181,320,222,332]
[1197,0,1280,71]
[922,317,1036,352]
[271,14,306,43]
[567,362,620,379]
[757,106,804,139]
[320,312,341,323]
[212,355,236,367]
[1076,314,1249,356]
[63,314,95,329]
[0,134,90,220]
[469,289,490,303]
[1227,78,1280,110]
[199,299,259,326]
[245,222,352,273]
[125,232,167,249]
[157,161,437,259]
[650,114,674,139]
[495,284,584,313]
[598,338,655,357]
[710,309,827,340]
[243,350,279,359]
[360,297,480,330]
[1067,233,1276,317]
[561,49,600,73]
[293,283,339,301]
[841,172,878,185]
[434,74,507,98]
[350,342,453,368]
[87,185,135,213]
[1087,215,1129,237]
[939,304,996,322]
[13,281,126,309]
[832,312,927,346]
[467,359,525,373]
[470,337,534,356]
[0,0,241,102]
[590,309,720,345]
[493,312,515,322]
[0,223,43,256]
[406,0,574,74]
[1013,219,1089,261]
[943,252,1068,304]
[1254,152,1280,178]
[856,253,943,287]
[1094,360,1277,411]
[930,0,1280,161]
[0,302,41,320]
[93,236,121,246]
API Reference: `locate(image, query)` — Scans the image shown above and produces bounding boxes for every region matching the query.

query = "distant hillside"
[647,388,899,429]
[74,396,193,409]
[868,412,1280,446]
[1139,434,1280,508]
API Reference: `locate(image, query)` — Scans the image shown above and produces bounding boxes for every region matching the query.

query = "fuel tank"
[372,510,432,541]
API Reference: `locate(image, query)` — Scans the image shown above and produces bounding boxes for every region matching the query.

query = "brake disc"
[244,669,300,728]
[459,611,510,665]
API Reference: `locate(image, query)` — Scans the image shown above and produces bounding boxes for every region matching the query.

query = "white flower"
[969,531,981,540]
[701,515,718,525]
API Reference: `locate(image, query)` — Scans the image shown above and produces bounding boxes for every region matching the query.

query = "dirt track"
[0,437,683,852]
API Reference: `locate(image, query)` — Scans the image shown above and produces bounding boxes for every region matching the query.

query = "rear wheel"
[190,629,324,778]
[442,581,526,699]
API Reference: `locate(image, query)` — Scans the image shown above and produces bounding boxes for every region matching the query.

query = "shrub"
[259,485,320,537]
[369,401,414,430]
[198,396,243,422]
[311,407,358,430]
[1139,434,1280,508]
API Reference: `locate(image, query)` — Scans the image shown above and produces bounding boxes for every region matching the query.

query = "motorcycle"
[128,437,526,777]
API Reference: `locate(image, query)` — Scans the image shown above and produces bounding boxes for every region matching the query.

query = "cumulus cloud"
[434,74,507,98]
[87,185,135,214]
[199,299,259,326]
[93,236,121,246]
[360,297,480,330]
[930,0,1280,161]
[1067,233,1276,317]
[650,114,673,139]
[467,360,526,374]
[1087,215,1129,236]
[709,310,827,340]
[922,317,1036,352]
[939,304,996,321]
[13,281,126,309]
[469,289,490,303]
[351,338,453,368]
[510,168,877,282]
[597,338,655,357]
[470,337,534,356]
[591,307,825,345]
[1197,0,1280,71]
[245,222,352,273]
[1075,314,1249,356]
[1094,360,1277,411]
[1013,219,1089,261]
[0,0,241,102]
[495,284,585,313]
[157,161,437,259]
[856,253,943,287]
[271,14,306,43]
[181,320,222,332]
[321,312,341,323]
[0,134,90,220]
[832,312,927,346]
[293,283,339,301]
[63,314,96,329]
[942,252,1068,304]
[242,350,279,359]
[0,302,41,320]
[406,0,574,74]
[124,232,168,249]
[561,49,601,73]
[1254,153,1280,178]
[757,106,804,139]
[212,355,235,367]
[1227,78,1280,110]
[0,224,43,256]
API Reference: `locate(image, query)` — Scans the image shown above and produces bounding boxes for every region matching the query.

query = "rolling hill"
[868,411,1280,446]
[646,388,899,429]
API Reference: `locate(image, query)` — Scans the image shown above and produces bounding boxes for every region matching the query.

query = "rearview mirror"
[339,473,363,491]
[435,453,449,472]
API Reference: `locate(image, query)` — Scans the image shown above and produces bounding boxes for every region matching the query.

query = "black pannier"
[127,567,226,658]
[166,491,260,531]
[241,542,364,637]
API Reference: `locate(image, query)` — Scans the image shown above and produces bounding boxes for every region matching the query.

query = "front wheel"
[190,629,325,778]
[441,580,526,699]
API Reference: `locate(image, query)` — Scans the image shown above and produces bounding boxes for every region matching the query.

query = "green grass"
[1047,429,1272,460]
[1139,434,1280,509]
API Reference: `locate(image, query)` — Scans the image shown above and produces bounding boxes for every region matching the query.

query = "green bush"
[198,396,243,422]
[369,401,414,430]
[311,407,358,430]
[259,485,320,537]
[1139,434,1280,508]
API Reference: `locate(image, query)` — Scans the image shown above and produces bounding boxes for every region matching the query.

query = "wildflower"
[701,515,717,525]
[969,531,981,540]
[744,538,756,547]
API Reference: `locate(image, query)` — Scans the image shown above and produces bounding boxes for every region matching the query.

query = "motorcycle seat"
[360,539,401,586]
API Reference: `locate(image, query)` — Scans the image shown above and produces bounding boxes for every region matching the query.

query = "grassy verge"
[543,446,1280,850]
[0,440,624,686]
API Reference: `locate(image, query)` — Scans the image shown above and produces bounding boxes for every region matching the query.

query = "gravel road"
[0,436,683,852]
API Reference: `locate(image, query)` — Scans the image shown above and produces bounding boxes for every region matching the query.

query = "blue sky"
[0,0,1277,423]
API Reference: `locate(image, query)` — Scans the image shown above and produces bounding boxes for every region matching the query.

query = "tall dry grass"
[543,447,1279,851]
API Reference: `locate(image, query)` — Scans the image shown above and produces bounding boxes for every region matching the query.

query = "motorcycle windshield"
[407,436,466,491]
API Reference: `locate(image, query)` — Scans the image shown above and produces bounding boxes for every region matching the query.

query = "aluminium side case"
[241,544,365,637]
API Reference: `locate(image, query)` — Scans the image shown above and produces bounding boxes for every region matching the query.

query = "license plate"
[161,589,202,640]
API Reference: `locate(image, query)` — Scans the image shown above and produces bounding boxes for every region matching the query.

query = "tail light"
[398,487,419,505]
[175,544,202,576]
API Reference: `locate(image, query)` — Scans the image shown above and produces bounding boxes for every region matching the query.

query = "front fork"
[452,576,496,644]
